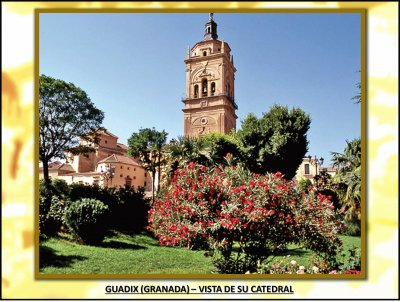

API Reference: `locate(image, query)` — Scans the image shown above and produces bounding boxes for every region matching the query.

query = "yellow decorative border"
[2,1,398,299]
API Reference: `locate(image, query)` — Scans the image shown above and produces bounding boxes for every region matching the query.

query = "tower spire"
[203,13,218,40]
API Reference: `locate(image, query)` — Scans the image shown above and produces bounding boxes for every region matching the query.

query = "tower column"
[182,14,237,137]
[221,63,225,95]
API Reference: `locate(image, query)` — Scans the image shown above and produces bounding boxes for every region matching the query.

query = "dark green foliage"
[65,183,149,231]
[111,186,150,231]
[39,179,149,240]
[39,179,69,237]
[68,183,115,203]
[341,220,361,237]
[47,196,70,233]
[65,198,109,244]
[51,178,70,197]
[39,180,58,237]
[314,171,341,210]
[200,132,243,166]
[331,138,361,220]
[39,74,104,183]
[340,248,361,271]
[237,104,310,179]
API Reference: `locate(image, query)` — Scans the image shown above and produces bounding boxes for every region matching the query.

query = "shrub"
[68,183,115,203]
[341,219,361,236]
[47,196,70,233]
[39,180,58,237]
[51,178,70,197]
[112,186,150,231]
[148,162,343,273]
[65,198,109,244]
[40,194,69,238]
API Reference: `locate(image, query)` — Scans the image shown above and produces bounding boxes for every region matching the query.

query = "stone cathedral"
[183,14,237,137]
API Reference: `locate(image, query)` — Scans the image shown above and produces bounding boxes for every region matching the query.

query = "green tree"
[200,132,243,166]
[237,104,311,179]
[331,138,361,220]
[127,128,168,202]
[39,75,104,184]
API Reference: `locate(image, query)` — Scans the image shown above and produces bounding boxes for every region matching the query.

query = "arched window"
[194,85,199,98]
[202,79,208,97]
[203,51,207,56]
[211,82,216,96]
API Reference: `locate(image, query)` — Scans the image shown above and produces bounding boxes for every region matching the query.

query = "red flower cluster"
[147,163,343,264]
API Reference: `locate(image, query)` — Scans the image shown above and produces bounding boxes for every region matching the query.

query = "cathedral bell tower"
[183,13,237,137]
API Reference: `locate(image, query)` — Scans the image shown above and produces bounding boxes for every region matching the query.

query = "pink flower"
[344,270,361,274]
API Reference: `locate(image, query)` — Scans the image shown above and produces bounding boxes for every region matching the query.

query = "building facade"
[183,14,237,137]
[40,129,152,191]
[295,157,337,182]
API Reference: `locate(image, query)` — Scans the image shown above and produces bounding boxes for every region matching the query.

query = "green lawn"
[39,231,360,275]
[39,230,214,274]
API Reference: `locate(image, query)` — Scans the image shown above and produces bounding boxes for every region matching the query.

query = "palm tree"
[331,138,361,220]
[164,136,211,178]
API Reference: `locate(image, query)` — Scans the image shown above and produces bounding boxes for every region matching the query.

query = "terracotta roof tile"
[98,129,119,139]
[97,154,140,166]
[117,143,128,150]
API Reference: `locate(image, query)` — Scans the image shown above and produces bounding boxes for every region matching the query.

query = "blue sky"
[39,12,361,166]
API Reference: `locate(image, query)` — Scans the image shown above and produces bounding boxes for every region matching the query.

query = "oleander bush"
[147,162,343,273]
[65,198,109,244]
